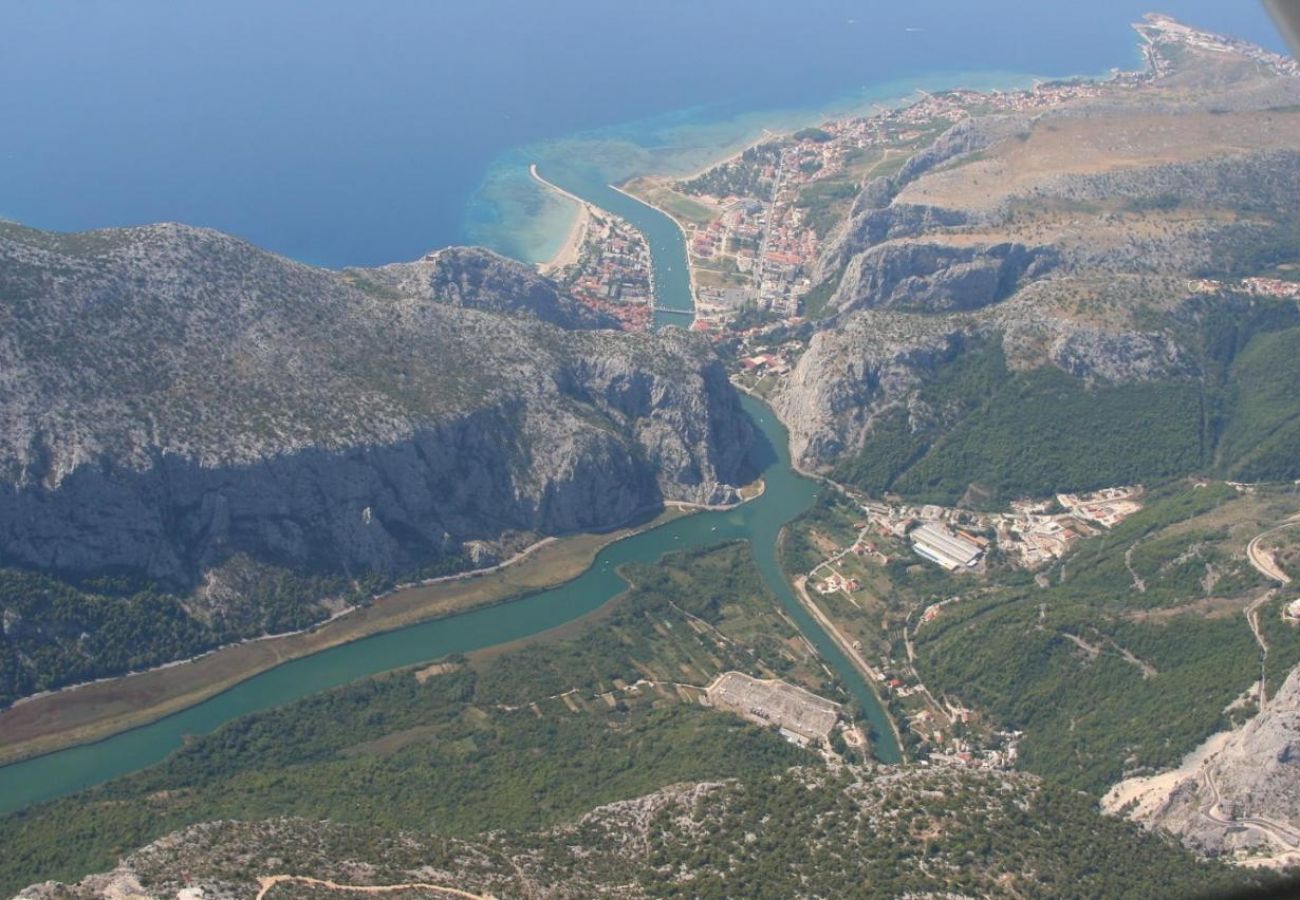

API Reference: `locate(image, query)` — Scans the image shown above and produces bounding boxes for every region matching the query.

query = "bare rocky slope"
[776,32,1300,482]
[0,221,751,666]
[16,765,1251,900]
[344,245,619,330]
[1105,663,1300,866]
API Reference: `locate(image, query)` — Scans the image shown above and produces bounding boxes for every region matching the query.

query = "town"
[789,483,1143,770]
[541,13,1300,337]
[552,207,653,330]
[1188,276,1300,300]
[836,485,1143,577]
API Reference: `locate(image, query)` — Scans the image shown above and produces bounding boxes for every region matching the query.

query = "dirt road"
[256,875,492,900]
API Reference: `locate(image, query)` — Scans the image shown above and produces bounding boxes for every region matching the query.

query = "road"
[256,875,492,900]
[1060,632,1157,678]
[1177,512,1300,852]
[753,150,786,302]
[1124,538,1148,593]
[1199,767,1300,853]
[1241,515,1300,709]
[792,575,905,755]
[1246,517,1299,585]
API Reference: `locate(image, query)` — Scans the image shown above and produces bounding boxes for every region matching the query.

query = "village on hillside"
[814,485,1143,589]
[537,14,1300,338]
[790,482,1145,769]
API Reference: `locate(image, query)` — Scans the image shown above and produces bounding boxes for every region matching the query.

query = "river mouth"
[0,393,898,815]
[535,163,697,329]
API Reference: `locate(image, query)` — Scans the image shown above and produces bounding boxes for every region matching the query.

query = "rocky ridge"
[16,764,1246,899]
[0,220,751,592]
[1104,663,1300,866]
[347,245,619,330]
[776,30,1300,474]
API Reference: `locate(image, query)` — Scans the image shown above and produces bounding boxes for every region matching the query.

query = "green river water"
[0,188,898,817]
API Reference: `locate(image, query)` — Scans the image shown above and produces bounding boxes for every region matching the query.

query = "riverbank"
[0,476,778,768]
[0,507,689,768]
[675,128,782,184]
[0,392,900,817]
[607,180,697,326]
[793,573,905,759]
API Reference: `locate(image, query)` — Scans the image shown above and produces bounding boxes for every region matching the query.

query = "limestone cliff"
[0,221,751,591]
[1104,664,1300,866]
[778,32,1300,475]
[347,245,618,329]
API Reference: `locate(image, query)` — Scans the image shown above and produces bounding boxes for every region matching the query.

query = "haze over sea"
[0,1,1282,269]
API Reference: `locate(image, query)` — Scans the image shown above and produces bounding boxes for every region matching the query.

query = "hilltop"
[766,18,1300,504]
[0,220,752,707]
[18,766,1253,899]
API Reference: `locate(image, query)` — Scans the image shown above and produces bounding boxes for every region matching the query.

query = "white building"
[911,523,983,570]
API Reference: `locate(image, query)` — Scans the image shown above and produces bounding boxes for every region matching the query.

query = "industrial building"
[704,671,840,746]
[911,522,983,570]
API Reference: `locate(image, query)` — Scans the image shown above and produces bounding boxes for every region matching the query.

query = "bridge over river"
[0,177,900,816]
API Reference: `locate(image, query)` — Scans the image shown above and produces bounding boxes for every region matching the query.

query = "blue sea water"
[0,1,1284,268]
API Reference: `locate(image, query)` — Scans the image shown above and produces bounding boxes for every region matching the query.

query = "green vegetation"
[779,490,864,575]
[831,340,1203,505]
[912,484,1300,793]
[1196,221,1300,280]
[792,127,833,143]
[799,265,846,320]
[826,320,1300,504]
[679,142,782,199]
[895,366,1203,504]
[1124,193,1183,212]
[780,474,1299,798]
[627,768,1255,899]
[831,340,1008,498]
[796,179,861,238]
[1218,326,1300,481]
[0,561,385,709]
[35,765,1261,899]
[0,544,813,894]
[729,299,783,332]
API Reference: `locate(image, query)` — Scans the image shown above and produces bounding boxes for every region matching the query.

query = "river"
[0,159,904,814]
[538,165,695,327]
[0,389,898,816]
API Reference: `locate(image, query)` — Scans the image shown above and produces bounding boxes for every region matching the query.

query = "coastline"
[529,163,592,275]
[672,127,784,184]
[0,15,1193,779]
[609,54,1165,329]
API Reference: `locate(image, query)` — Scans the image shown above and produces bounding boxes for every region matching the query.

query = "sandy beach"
[530,163,592,275]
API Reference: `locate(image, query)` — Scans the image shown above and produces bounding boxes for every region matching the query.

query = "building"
[911,523,983,570]
[704,671,840,746]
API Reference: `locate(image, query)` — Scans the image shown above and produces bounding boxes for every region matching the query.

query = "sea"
[0,1,1284,270]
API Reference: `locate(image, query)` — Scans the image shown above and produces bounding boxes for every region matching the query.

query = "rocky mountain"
[1105,663,1300,867]
[0,220,751,697]
[16,765,1251,899]
[776,29,1300,495]
[346,245,619,330]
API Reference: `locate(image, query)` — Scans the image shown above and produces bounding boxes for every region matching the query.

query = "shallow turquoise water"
[0,2,1278,266]
[0,395,897,815]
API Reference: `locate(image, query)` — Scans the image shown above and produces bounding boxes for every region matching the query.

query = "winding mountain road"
[1246,517,1300,585]
[1242,515,1300,709]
